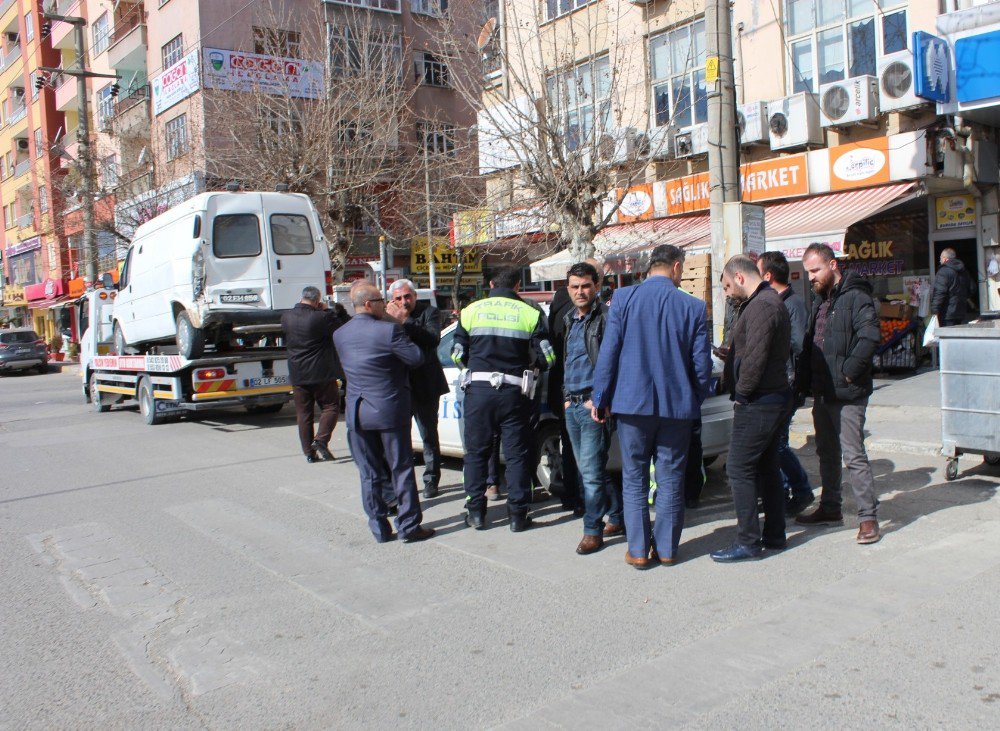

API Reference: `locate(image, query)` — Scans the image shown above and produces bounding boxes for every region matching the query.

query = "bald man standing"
[334,283,435,544]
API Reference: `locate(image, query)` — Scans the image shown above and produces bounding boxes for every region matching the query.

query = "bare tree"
[432,0,702,260]
[203,2,427,281]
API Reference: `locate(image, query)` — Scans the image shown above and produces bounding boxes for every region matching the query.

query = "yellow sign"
[453,209,493,247]
[410,236,482,275]
[706,57,719,84]
[2,284,27,307]
[935,194,975,230]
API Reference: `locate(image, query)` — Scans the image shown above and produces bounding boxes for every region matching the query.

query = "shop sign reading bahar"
[203,49,324,99]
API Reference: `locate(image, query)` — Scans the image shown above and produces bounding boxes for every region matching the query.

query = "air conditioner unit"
[13,87,25,98]
[820,75,878,127]
[674,123,708,158]
[878,51,925,113]
[737,101,768,145]
[16,138,29,151]
[646,125,675,160]
[766,92,822,150]
[599,127,644,165]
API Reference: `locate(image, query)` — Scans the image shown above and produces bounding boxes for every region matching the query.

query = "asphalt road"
[2,368,999,729]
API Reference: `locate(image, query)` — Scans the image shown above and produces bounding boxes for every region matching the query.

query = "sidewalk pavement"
[790,367,943,457]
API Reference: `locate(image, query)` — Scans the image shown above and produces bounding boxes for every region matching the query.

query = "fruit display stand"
[874,316,922,371]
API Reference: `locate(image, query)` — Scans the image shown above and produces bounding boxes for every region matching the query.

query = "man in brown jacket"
[711,255,792,562]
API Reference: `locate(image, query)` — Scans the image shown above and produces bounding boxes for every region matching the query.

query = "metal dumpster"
[938,317,1000,480]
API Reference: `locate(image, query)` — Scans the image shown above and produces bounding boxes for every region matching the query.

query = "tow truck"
[77,286,292,425]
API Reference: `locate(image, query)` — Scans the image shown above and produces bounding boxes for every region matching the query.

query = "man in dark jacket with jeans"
[931,248,972,326]
[796,243,882,544]
[711,255,791,562]
[281,286,350,463]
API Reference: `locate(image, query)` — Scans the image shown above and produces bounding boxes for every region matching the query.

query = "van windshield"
[270,214,314,255]
[213,215,262,258]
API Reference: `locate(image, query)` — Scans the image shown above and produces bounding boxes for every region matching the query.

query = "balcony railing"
[13,159,30,177]
[8,104,27,125]
[111,7,144,44]
[0,45,21,71]
[16,212,33,229]
[0,0,16,17]
[113,84,149,118]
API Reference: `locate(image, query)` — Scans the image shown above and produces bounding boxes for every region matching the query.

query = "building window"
[3,203,12,228]
[410,0,447,16]
[162,33,184,69]
[326,0,401,14]
[165,114,188,160]
[33,128,42,158]
[4,152,12,179]
[102,154,119,188]
[92,13,110,55]
[252,27,300,58]
[649,19,707,129]
[39,185,48,213]
[30,71,38,99]
[546,55,611,151]
[785,0,908,94]
[97,84,115,126]
[329,27,402,76]
[416,122,455,156]
[545,0,593,22]
[415,52,449,87]
[337,120,375,145]
[24,12,34,41]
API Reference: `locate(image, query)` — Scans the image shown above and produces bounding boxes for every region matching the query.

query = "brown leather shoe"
[603,523,624,537]
[402,526,435,543]
[856,520,881,544]
[650,546,676,566]
[576,535,604,555]
[795,505,844,526]
[624,550,655,570]
[485,485,501,501]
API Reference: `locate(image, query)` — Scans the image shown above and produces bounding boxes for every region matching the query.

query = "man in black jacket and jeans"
[711,255,791,562]
[796,243,882,544]
[931,248,972,326]
[281,286,350,463]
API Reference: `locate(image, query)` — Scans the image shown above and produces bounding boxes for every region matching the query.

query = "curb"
[789,429,941,457]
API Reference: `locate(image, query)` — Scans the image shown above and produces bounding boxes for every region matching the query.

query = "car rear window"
[0,331,40,344]
[270,214,314,255]
[213,214,262,258]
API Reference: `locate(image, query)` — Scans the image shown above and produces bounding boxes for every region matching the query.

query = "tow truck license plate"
[220,293,260,303]
[249,376,288,387]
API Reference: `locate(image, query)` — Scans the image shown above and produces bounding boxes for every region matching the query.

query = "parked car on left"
[0,328,49,374]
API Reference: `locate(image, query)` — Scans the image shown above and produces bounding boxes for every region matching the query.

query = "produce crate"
[873,319,921,371]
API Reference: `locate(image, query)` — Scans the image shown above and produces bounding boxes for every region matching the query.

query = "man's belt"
[466,371,523,387]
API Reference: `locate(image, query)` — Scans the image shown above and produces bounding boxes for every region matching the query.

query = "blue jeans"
[777,406,812,500]
[616,415,692,560]
[564,402,611,536]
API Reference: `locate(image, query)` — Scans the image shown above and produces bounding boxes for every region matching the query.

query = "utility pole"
[41,11,118,289]
[705,0,740,342]
[422,142,437,290]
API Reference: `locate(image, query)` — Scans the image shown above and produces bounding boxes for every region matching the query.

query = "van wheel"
[113,322,128,355]
[137,376,162,425]
[176,311,206,359]
[89,372,110,413]
[535,421,563,496]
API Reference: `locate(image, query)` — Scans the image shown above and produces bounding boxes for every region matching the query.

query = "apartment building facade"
[474,0,1000,315]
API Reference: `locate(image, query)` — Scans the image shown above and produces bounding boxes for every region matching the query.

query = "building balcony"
[51,1,83,50]
[0,0,17,18]
[108,15,146,71]
[111,85,150,133]
[7,102,26,125]
[55,74,78,112]
[16,211,33,229]
[13,158,30,178]
[0,44,20,73]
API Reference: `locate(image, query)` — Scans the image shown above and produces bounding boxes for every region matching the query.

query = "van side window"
[270,214,314,255]
[119,248,133,288]
[213,214,262,258]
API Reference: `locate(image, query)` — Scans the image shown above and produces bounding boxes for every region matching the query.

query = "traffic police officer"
[452,267,556,532]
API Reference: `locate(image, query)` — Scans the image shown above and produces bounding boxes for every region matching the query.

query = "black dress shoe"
[423,485,439,499]
[402,526,435,543]
[465,511,487,530]
[509,514,533,533]
[760,538,788,550]
[310,441,334,461]
[710,542,763,562]
[305,452,319,464]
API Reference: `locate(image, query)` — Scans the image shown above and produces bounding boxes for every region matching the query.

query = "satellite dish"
[477,18,497,50]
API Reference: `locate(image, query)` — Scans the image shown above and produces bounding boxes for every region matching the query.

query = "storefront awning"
[765,182,920,260]
[28,295,74,310]
[529,215,710,281]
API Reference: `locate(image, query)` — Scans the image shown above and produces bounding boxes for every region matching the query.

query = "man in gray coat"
[334,283,435,544]
[757,251,814,515]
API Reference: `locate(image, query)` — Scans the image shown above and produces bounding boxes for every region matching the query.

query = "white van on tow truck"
[79,286,292,425]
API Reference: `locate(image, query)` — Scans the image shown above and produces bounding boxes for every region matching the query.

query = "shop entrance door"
[933,238,979,317]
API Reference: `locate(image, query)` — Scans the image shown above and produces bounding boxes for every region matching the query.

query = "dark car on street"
[0,328,49,374]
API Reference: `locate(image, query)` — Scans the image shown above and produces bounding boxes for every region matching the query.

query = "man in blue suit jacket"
[334,283,435,544]
[592,245,713,568]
